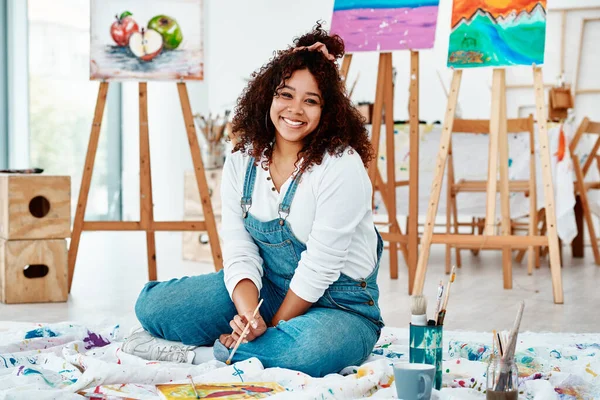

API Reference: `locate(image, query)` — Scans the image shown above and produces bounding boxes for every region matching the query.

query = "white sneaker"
[121,328,196,364]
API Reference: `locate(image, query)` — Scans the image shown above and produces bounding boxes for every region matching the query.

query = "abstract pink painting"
[330,0,440,53]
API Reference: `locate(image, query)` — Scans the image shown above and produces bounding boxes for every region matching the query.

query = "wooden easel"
[341,51,420,293]
[67,82,223,292]
[446,116,539,275]
[413,67,564,304]
[569,117,600,265]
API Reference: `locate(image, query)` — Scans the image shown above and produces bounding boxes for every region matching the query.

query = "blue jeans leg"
[213,307,380,377]
[134,270,237,346]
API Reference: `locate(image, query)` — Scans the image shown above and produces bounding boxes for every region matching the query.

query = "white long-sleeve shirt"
[220,148,378,303]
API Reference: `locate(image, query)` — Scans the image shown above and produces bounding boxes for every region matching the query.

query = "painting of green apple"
[90,0,203,81]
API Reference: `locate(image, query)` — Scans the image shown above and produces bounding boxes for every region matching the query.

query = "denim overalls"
[135,159,385,377]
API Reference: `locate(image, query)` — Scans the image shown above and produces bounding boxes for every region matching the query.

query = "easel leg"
[413,70,463,294]
[533,67,564,304]
[139,83,157,281]
[451,187,462,268]
[571,196,584,258]
[573,155,600,264]
[445,143,453,274]
[340,54,353,82]
[368,54,387,189]
[68,82,109,292]
[527,124,538,274]
[408,51,420,293]
[497,71,512,289]
[177,83,224,271]
[485,69,503,236]
[383,53,399,280]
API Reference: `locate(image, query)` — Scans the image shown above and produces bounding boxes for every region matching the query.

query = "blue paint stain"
[386,352,404,359]
[24,327,58,339]
[508,158,513,167]
[22,368,55,387]
[232,365,245,383]
[329,389,335,394]
[0,355,19,368]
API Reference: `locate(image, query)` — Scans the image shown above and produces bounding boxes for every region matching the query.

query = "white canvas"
[90,0,203,81]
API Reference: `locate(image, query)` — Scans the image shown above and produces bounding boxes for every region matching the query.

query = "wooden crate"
[182,169,223,263]
[0,238,68,304]
[184,169,222,217]
[0,174,71,240]
[182,217,222,263]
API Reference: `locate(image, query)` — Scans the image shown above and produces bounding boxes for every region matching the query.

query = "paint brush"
[497,331,504,357]
[436,265,456,326]
[434,280,444,324]
[495,301,526,391]
[410,294,428,326]
[226,298,264,365]
[187,374,200,399]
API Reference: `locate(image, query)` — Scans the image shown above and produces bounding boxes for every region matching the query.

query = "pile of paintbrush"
[410,265,457,327]
[492,301,525,392]
[193,110,231,145]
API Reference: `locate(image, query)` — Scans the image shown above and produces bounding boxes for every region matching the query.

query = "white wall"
[207,0,600,121]
[122,0,600,222]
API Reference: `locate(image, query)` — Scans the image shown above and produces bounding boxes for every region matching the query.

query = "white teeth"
[282,117,304,126]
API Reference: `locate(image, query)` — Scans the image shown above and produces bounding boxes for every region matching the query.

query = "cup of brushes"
[409,265,457,391]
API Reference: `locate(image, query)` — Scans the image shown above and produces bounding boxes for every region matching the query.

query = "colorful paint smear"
[330,0,440,52]
[447,0,547,68]
[156,382,285,399]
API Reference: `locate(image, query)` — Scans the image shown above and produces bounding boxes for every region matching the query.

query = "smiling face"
[269,68,323,145]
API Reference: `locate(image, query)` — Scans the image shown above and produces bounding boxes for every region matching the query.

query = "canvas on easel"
[331,0,440,293]
[68,0,221,292]
[413,0,564,304]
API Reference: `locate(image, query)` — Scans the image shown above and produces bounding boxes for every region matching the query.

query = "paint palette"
[156,382,285,399]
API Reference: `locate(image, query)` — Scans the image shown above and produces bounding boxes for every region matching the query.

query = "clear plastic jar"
[486,356,518,400]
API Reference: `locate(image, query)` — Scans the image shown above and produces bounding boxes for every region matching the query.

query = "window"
[27,0,122,220]
[0,0,7,168]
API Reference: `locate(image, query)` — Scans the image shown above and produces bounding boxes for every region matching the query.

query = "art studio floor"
[1,231,598,334]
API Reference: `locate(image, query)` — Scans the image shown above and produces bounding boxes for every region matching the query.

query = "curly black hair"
[230,21,373,173]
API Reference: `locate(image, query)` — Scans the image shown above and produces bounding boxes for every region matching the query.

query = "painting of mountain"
[330,0,440,52]
[447,0,547,68]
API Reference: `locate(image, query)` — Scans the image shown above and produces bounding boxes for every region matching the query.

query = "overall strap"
[278,171,303,223]
[240,159,257,218]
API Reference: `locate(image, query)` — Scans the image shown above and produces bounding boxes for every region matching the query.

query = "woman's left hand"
[219,312,267,348]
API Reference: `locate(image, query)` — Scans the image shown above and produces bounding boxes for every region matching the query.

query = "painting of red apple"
[110,11,139,46]
[90,0,203,81]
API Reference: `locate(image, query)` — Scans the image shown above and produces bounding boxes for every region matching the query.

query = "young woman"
[123,23,385,377]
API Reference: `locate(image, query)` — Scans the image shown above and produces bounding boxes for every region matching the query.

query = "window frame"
[4,0,123,220]
[0,0,7,169]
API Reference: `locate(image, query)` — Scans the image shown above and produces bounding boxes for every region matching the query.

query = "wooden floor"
[1,232,599,334]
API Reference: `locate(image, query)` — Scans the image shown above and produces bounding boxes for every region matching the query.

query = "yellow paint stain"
[356,366,373,378]
[74,344,79,353]
[380,375,395,388]
[585,363,598,377]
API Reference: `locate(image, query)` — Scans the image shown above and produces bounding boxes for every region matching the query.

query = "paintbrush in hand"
[226,299,264,365]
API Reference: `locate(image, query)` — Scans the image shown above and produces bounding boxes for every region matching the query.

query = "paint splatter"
[83,331,111,350]
[21,368,55,387]
[24,327,58,339]
[232,364,245,382]
[585,363,598,377]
